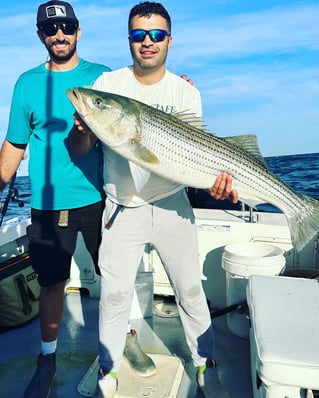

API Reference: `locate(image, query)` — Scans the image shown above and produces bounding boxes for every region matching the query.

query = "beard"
[45,39,77,63]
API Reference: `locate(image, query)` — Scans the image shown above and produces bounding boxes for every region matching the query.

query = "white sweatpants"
[98,189,214,372]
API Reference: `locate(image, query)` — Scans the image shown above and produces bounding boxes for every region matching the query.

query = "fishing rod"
[0,172,24,228]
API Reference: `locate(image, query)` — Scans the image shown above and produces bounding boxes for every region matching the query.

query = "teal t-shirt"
[6,58,111,210]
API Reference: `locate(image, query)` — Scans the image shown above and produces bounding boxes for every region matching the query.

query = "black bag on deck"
[0,253,40,331]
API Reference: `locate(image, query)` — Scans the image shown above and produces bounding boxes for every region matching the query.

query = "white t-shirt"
[93,66,202,207]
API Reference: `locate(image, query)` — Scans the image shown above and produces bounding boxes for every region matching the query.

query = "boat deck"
[2,210,318,397]
[0,291,252,397]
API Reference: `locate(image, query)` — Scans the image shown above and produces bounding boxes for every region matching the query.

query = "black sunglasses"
[40,22,78,37]
[130,29,170,43]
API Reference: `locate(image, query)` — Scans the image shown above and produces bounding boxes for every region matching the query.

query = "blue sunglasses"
[130,29,170,43]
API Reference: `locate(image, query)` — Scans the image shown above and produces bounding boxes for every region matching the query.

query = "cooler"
[247,274,319,398]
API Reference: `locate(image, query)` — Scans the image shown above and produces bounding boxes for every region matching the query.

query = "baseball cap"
[37,1,79,27]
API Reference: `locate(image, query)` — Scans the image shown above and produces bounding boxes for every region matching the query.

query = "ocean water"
[266,152,319,201]
[1,152,319,222]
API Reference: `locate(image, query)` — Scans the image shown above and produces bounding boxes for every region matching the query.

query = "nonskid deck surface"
[78,354,184,397]
[0,293,252,398]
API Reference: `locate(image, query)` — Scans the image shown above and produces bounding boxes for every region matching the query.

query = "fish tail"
[287,195,319,252]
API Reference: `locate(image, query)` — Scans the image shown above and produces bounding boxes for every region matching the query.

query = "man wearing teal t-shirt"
[0,2,155,397]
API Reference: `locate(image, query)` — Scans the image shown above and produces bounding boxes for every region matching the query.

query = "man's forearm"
[0,140,25,194]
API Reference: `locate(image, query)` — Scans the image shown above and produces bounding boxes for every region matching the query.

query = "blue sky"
[1,0,318,175]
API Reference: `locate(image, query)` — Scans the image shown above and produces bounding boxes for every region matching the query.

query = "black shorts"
[27,201,104,287]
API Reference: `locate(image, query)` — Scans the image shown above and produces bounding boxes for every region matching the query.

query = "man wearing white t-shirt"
[70,2,237,397]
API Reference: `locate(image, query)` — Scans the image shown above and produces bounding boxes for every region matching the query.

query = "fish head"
[66,87,138,147]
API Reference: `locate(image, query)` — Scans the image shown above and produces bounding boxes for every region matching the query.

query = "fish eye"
[94,97,104,108]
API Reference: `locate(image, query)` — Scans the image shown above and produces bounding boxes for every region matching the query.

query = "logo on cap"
[46,5,67,19]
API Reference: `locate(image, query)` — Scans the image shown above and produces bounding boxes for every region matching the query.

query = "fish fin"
[286,195,319,252]
[130,140,160,164]
[129,162,152,192]
[127,139,159,191]
[172,110,210,131]
[224,135,268,167]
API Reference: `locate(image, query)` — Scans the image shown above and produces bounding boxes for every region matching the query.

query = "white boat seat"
[247,274,319,398]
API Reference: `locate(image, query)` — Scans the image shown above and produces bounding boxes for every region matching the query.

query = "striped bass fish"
[67,87,319,252]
